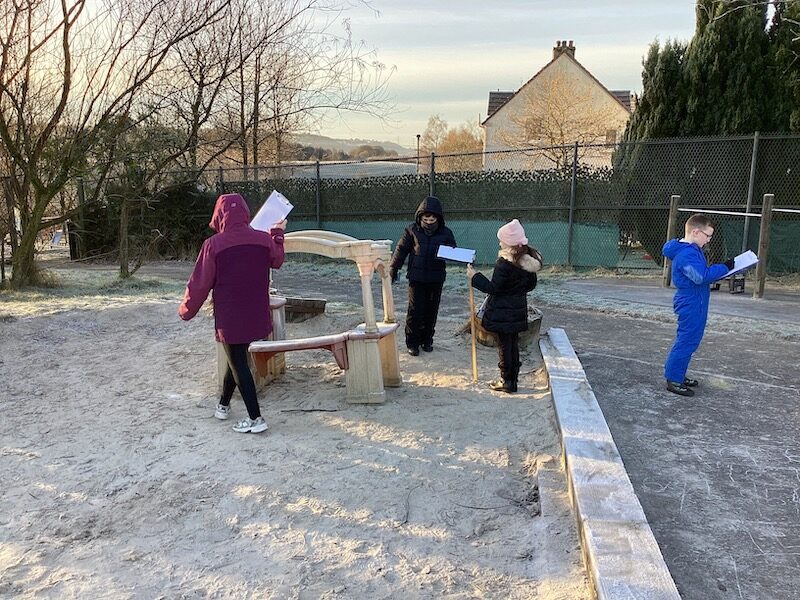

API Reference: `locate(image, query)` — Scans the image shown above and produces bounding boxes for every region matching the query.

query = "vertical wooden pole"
[468,271,478,383]
[662,195,680,288]
[75,178,85,259]
[753,193,773,299]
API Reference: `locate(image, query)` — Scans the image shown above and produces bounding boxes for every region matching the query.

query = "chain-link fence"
[211,133,800,272]
[44,133,799,275]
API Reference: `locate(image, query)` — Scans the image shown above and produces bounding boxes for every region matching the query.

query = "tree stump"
[471,307,543,348]
[285,297,327,322]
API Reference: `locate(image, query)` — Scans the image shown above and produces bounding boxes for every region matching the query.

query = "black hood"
[415,196,445,226]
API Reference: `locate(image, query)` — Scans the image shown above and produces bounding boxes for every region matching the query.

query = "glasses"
[696,229,713,240]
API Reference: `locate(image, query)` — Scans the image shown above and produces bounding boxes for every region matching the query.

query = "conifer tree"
[770,1,800,132]
[682,1,773,134]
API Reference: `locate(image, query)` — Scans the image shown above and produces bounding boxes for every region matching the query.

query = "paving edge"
[539,327,681,600]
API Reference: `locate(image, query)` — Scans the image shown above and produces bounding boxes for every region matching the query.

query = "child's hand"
[723,257,735,270]
[274,219,288,230]
[466,264,476,280]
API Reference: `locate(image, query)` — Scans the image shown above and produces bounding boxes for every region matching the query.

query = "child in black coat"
[389,196,457,356]
[467,219,542,393]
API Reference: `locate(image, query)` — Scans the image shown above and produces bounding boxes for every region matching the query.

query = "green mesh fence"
[75,135,800,275]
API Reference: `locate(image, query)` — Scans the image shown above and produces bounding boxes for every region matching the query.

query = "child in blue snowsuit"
[662,214,734,396]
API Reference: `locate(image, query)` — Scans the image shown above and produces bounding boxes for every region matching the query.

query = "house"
[482,41,632,170]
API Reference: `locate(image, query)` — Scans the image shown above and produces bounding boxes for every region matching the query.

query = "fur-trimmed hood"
[499,248,542,273]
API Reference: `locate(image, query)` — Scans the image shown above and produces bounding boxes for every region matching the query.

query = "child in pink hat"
[467,219,542,393]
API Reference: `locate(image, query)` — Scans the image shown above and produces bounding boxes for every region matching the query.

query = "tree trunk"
[10,226,38,288]
[3,178,18,256]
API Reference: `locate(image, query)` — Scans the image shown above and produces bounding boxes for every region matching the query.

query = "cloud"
[316,1,696,140]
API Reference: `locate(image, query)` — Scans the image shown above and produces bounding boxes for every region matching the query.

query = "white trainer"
[214,404,231,420]
[232,417,268,434]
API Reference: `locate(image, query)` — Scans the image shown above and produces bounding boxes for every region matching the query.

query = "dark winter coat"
[471,248,541,334]
[389,196,456,284]
[179,193,285,344]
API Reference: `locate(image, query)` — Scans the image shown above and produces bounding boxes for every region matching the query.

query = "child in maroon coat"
[179,193,286,433]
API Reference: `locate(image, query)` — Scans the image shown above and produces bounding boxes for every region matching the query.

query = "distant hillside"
[290,133,414,156]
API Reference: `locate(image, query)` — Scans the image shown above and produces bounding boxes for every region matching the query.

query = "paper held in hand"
[251,190,293,232]
[437,245,476,264]
[722,249,759,278]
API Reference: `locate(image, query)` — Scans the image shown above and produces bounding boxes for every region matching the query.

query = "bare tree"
[0,0,233,287]
[216,2,394,169]
[424,118,483,172]
[498,73,627,170]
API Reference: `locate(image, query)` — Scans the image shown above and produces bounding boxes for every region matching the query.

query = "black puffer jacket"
[471,248,541,334]
[390,196,456,284]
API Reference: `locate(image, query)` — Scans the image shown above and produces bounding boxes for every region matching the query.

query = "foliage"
[614,2,800,261]
[80,183,217,259]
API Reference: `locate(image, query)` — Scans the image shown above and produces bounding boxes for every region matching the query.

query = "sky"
[316,0,698,150]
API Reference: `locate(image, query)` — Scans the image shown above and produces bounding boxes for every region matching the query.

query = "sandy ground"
[0,251,590,599]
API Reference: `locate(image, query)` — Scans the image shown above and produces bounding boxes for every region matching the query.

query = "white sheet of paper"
[251,190,293,232]
[437,245,476,264]
[722,249,758,278]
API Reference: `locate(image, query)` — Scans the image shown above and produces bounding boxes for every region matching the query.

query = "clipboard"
[251,190,293,232]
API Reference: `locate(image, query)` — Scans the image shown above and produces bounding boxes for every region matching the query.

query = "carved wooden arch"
[282,230,396,329]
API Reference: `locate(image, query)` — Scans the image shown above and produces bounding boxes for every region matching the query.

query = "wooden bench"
[248,322,401,403]
[250,332,350,373]
[249,322,399,375]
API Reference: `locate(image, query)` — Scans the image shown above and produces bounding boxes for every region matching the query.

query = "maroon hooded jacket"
[179,193,285,344]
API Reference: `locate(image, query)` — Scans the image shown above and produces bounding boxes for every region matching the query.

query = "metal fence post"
[662,195,681,287]
[429,152,436,197]
[315,160,321,229]
[217,166,224,194]
[743,130,759,253]
[753,193,773,299]
[567,141,578,266]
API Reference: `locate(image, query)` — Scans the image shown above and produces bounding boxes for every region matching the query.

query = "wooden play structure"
[246,230,402,404]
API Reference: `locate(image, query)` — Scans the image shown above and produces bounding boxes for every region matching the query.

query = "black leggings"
[405,281,444,348]
[219,343,261,420]
[496,332,520,383]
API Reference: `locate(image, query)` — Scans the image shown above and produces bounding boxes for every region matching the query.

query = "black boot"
[407,346,419,356]
[489,378,517,393]
[666,380,694,396]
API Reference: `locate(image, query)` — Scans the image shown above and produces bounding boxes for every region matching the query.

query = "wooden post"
[468,271,478,383]
[75,178,85,259]
[662,195,680,288]
[357,261,377,333]
[380,266,396,323]
[753,193,773,299]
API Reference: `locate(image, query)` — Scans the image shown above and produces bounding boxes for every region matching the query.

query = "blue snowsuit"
[662,239,728,383]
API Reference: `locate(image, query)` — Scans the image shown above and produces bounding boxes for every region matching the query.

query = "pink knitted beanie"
[497,219,528,246]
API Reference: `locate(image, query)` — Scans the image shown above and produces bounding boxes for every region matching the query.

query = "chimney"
[553,39,576,59]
